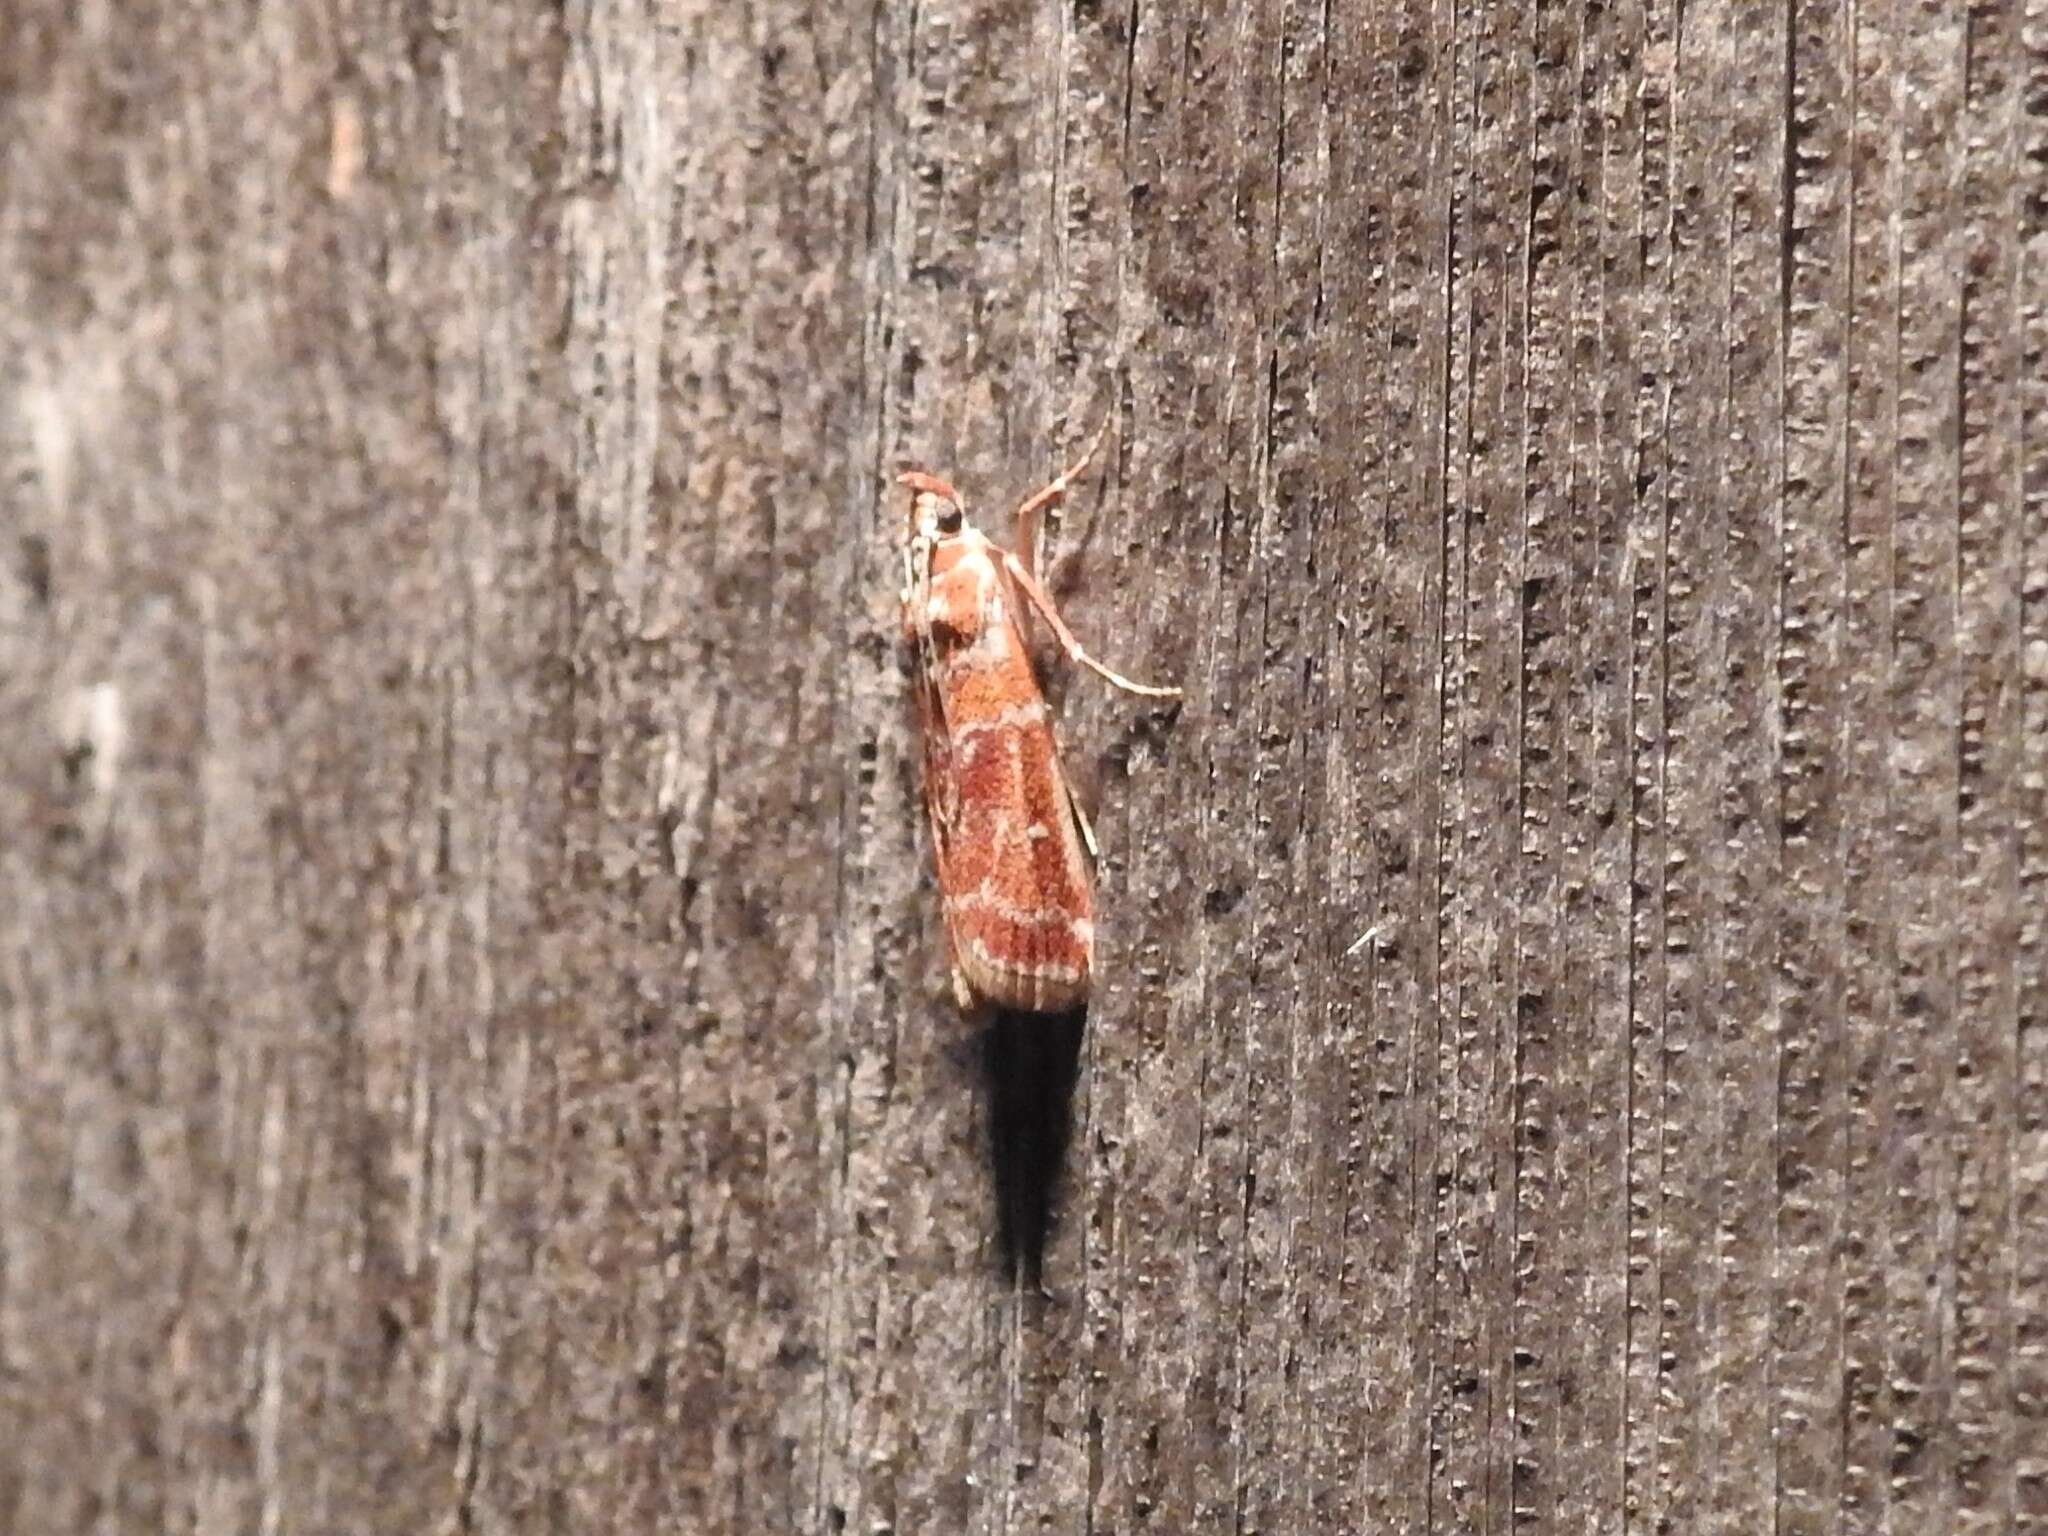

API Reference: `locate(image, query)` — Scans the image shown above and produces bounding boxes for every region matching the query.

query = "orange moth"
[898,423,1180,1013]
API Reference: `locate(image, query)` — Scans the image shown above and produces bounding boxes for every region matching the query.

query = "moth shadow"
[982,1005,1086,1288]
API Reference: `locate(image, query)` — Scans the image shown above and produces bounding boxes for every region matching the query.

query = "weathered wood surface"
[3,1,2044,1530]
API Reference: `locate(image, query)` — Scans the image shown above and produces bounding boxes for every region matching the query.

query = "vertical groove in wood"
[2015,8,2048,1535]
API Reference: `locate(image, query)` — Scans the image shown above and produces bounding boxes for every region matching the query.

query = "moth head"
[897,470,965,543]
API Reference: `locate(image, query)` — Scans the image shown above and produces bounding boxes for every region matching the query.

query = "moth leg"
[1060,755,1099,861]
[1001,550,1183,700]
[1040,712,1100,861]
[900,545,927,644]
[1010,415,1112,582]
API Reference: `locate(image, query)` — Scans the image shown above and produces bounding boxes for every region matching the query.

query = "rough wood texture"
[3,1,2044,1530]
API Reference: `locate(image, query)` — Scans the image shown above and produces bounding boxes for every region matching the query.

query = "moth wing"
[910,631,973,998]
[946,732,1094,1010]
[941,640,1096,1013]
[994,555,1107,863]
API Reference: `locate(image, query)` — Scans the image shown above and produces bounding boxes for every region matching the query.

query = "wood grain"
[2,1,2043,1530]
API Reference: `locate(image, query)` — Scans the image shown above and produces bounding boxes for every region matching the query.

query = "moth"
[898,423,1180,1013]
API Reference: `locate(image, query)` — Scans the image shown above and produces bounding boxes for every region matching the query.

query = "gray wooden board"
[1,1,2043,1530]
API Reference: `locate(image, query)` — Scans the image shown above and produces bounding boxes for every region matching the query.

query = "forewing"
[912,646,958,887]
[939,631,1095,1011]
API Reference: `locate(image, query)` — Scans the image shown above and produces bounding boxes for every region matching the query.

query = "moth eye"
[935,503,963,533]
